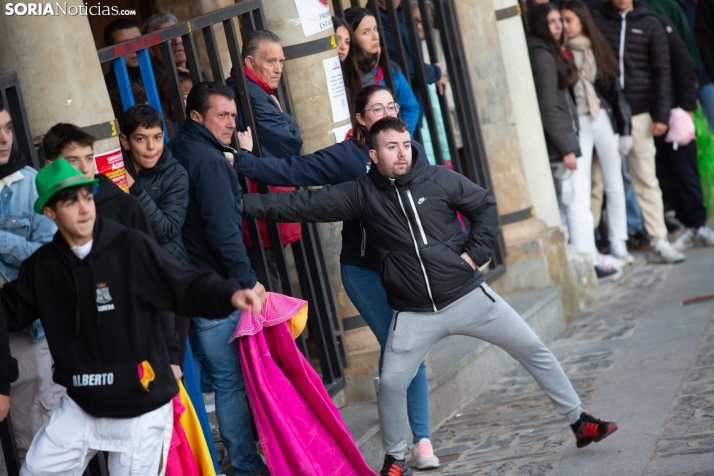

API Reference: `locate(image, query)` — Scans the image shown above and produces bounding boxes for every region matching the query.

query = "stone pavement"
[423,247,714,475]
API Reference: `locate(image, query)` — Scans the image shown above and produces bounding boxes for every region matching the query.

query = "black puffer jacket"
[653,13,697,111]
[94,175,153,238]
[244,152,499,313]
[594,1,672,123]
[125,147,191,267]
[593,73,632,136]
[528,37,582,162]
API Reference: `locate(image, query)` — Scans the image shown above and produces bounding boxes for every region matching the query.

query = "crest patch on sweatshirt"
[96,283,115,312]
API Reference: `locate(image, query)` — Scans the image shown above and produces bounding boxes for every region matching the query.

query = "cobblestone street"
[424,247,714,476]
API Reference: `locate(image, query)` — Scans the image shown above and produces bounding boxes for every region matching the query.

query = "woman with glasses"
[344,7,421,135]
[234,85,440,471]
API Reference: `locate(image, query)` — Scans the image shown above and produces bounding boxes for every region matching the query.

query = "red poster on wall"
[94,147,128,193]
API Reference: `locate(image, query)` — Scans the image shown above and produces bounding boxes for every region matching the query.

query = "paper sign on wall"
[322,56,351,123]
[333,123,352,143]
[294,0,332,37]
[94,147,129,193]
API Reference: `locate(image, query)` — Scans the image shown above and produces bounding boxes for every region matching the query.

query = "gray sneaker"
[695,226,714,247]
[650,239,686,264]
[672,228,696,251]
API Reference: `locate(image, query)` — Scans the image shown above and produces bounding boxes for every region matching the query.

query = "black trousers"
[655,136,707,228]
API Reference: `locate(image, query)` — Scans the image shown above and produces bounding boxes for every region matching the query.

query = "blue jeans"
[622,155,643,234]
[341,263,430,444]
[188,323,215,393]
[193,312,266,475]
[698,73,714,131]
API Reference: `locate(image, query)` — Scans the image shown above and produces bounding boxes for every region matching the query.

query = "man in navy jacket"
[169,81,269,476]
[227,30,304,291]
[230,30,303,158]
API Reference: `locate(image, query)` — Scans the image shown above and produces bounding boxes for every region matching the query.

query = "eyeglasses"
[364,102,400,117]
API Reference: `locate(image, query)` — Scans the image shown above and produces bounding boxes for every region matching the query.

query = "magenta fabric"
[230,292,307,341]
[239,322,378,476]
[166,395,201,476]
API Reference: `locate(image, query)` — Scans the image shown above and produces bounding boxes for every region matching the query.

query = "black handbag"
[565,90,582,158]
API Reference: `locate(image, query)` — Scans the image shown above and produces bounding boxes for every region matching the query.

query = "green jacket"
[648,0,702,71]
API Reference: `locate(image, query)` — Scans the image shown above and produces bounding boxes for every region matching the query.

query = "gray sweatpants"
[377,284,583,459]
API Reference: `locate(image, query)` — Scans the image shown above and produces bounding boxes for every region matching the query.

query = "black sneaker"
[380,455,412,476]
[594,266,618,279]
[627,229,653,251]
[571,412,618,448]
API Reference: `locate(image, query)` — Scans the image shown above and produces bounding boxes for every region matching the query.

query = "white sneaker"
[672,228,696,251]
[695,226,714,246]
[203,391,216,413]
[650,239,686,264]
[411,438,440,470]
[610,241,634,266]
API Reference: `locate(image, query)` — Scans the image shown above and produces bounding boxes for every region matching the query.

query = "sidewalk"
[425,246,714,475]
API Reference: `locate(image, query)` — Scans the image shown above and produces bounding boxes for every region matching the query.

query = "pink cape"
[238,322,378,475]
[230,292,307,341]
[166,395,201,476]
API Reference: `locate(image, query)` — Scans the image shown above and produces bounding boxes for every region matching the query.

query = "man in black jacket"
[594,0,685,263]
[653,14,714,250]
[169,81,268,476]
[0,159,262,475]
[244,118,618,476]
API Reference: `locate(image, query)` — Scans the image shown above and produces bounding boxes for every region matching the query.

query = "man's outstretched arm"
[128,232,265,318]
[243,180,364,224]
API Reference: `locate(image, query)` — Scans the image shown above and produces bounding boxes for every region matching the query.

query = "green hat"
[34,158,99,214]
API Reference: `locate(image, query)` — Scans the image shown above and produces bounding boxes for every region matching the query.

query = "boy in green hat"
[0,159,265,475]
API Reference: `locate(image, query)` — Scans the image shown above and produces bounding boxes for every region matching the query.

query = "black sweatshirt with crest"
[0,217,241,418]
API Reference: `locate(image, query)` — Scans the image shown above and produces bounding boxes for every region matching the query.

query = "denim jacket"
[0,166,57,341]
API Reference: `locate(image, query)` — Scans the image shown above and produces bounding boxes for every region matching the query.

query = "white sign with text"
[322,56,351,123]
[294,0,333,37]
